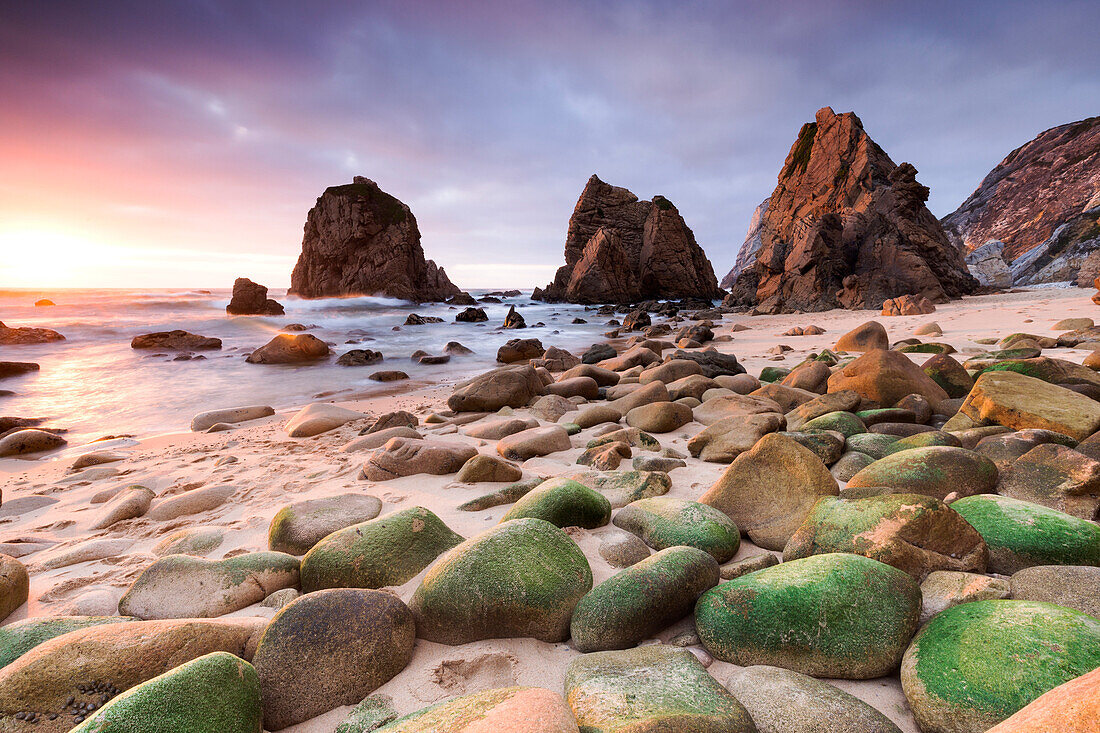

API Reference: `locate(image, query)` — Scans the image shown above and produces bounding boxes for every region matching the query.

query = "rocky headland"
[289,177,464,303]
[726,107,977,313]
[533,175,722,304]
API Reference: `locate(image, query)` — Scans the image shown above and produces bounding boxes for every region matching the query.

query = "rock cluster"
[533,175,722,303]
[727,107,977,312]
[289,177,463,302]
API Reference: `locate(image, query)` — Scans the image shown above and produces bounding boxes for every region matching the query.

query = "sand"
[1,285,1097,732]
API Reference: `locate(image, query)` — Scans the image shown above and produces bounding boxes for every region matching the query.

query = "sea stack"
[289,177,463,302]
[533,175,722,303]
[942,116,1100,286]
[226,278,284,315]
[727,107,977,313]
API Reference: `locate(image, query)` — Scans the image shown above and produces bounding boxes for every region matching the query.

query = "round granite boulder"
[267,493,383,555]
[612,496,740,562]
[379,687,579,732]
[410,518,592,645]
[565,645,755,732]
[0,554,29,623]
[901,600,1100,733]
[695,552,921,678]
[845,447,998,501]
[570,546,719,652]
[0,616,134,670]
[300,506,464,592]
[252,588,415,730]
[950,494,1100,573]
[1009,565,1100,618]
[499,478,611,529]
[69,651,261,733]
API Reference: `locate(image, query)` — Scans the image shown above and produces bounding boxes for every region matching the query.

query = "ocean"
[0,288,610,444]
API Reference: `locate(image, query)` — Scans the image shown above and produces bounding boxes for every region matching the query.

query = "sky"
[1,1,1098,290]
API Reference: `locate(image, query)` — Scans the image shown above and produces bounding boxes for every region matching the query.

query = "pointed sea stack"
[533,175,721,304]
[289,177,463,302]
[728,107,976,313]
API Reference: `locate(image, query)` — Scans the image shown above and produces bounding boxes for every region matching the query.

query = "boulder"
[564,646,755,732]
[288,177,461,301]
[783,494,988,579]
[340,426,421,453]
[502,304,526,328]
[693,393,782,426]
[380,687,579,733]
[0,618,265,732]
[455,306,488,322]
[246,333,331,363]
[919,570,1011,625]
[570,546,719,652]
[409,518,592,644]
[461,417,536,440]
[576,441,630,470]
[624,401,692,433]
[597,532,652,569]
[570,469,671,509]
[360,437,477,481]
[448,365,546,412]
[845,447,998,501]
[0,362,39,379]
[534,346,582,372]
[190,405,274,432]
[612,496,740,562]
[901,600,1100,733]
[336,348,384,366]
[727,665,904,733]
[226,277,284,315]
[0,555,29,623]
[725,107,976,313]
[90,485,154,529]
[985,666,1100,733]
[922,353,974,398]
[68,652,261,733]
[686,412,785,463]
[130,330,221,350]
[699,433,839,551]
[881,294,936,316]
[535,175,722,303]
[496,425,572,461]
[827,349,949,406]
[1010,565,1100,618]
[268,493,383,555]
[146,483,235,521]
[118,552,299,619]
[285,402,366,437]
[299,506,463,591]
[0,321,65,345]
[0,428,66,457]
[951,494,1100,573]
[0,616,133,671]
[252,588,415,729]
[696,553,920,678]
[998,443,1100,518]
[499,477,611,529]
[456,454,523,483]
[497,338,545,363]
[368,370,408,381]
[959,370,1100,441]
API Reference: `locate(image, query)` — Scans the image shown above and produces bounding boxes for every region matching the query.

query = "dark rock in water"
[621,310,650,331]
[721,198,769,288]
[727,107,976,313]
[0,362,39,380]
[226,277,284,315]
[281,323,309,332]
[246,334,331,364]
[582,343,617,364]
[478,296,503,303]
[404,313,443,325]
[336,349,383,366]
[943,115,1100,266]
[443,341,474,356]
[33,299,54,307]
[455,307,488,323]
[446,292,477,306]
[289,176,461,302]
[0,320,65,344]
[369,370,409,382]
[502,305,526,329]
[131,331,222,351]
[417,354,450,365]
[534,175,722,303]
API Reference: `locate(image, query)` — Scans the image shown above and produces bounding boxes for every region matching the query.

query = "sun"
[0,228,106,288]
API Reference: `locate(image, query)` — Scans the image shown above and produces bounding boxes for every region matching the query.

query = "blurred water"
[0,288,610,443]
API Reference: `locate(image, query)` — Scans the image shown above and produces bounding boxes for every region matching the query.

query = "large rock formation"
[226,278,284,315]
[965,240,1013,288]
[720,198,768,288]
[942,116,1100,264]
[533,176,721,303]
[289,177,462,302]
[727,107,977,313]
[1009,200,1100,286]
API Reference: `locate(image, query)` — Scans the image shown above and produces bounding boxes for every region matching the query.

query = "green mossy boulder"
[759,366,791,383]
[922,354,974,399]
[570,547,719,652]
[783,494,988,580]
[499,477,611,528]
[69,652,261,733]
[845,447,998,501]
[695,553,920,678]
[252,588,415,730]
[846,433,901,459]
[779,431,845,465]
[950,494,1100,573]
[612,496,740,562]
[727,664,902,733]
[801,411,867,437]
[410,518,592,644]
[565,645,755,732]
[0,616,134,670]
[901,600,1100,733]
[300,506,464,592]
[117,552,300,619]
[882,430,962,454]
[377,687,579,732]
